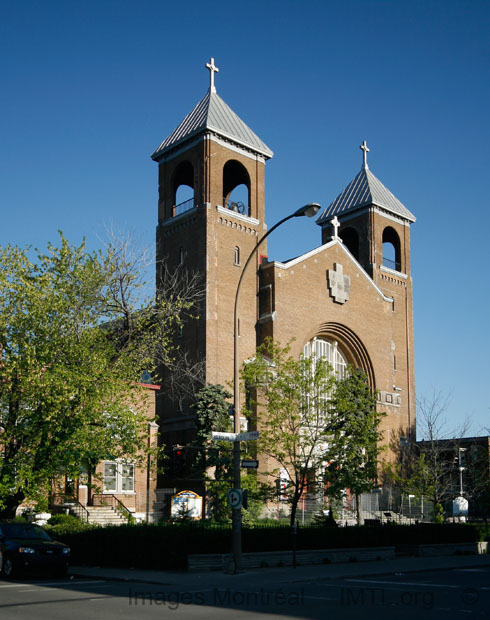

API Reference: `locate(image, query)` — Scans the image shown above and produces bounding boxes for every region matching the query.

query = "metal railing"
[382,257,401,272]
[173,198,195,217]
[51,494,90,522]
[91,493,133,523]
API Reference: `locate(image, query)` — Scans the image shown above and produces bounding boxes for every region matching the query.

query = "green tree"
[325,368,383,525]
[0,233,194,517]
[383,392,471,522]
[242,339,335,528]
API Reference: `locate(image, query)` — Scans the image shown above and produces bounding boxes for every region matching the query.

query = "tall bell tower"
[152,59,273,441]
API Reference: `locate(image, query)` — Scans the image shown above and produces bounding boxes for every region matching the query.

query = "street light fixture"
[231,202,321,573]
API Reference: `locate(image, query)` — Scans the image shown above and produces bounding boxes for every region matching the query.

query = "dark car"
[0,521,70,578]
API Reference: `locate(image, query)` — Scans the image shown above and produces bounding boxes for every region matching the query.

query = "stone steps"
[87,506,128,526]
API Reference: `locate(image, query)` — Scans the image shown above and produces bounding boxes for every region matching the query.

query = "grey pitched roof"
[151,90,273,161]
[317,165,416,224]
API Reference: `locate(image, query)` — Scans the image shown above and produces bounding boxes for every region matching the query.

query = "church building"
[151,60,416,493]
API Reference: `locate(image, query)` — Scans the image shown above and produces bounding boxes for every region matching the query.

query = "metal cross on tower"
[360,140,370,169]
[206,57,219,93]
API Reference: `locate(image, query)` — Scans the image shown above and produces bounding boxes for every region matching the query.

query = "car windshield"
[1,523,52,541]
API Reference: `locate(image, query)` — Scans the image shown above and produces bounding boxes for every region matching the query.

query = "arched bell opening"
[172,161,195,217]
[382,226,401,272]
[223,160,251,217]
[341,227,360,262]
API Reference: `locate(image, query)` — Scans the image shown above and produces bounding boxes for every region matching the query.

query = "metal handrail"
[382,257,401,271]
[91,493,133,523]
[51,494,90,522]
[174,197,195,217]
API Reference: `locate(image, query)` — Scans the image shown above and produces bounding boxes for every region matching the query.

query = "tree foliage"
[384,392,471,514]
[324,368,383,524]
[0,233,193,516]
[242,339,335,527]
[191,384,233,482]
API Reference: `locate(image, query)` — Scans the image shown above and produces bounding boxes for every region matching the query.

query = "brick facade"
[153,85,416,494]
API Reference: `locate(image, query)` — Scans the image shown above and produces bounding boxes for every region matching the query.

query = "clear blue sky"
[1,0,489,436]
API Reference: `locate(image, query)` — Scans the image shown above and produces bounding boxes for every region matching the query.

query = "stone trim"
[188,546,395,572]
[216,205,260,226]
[268,241,393,303]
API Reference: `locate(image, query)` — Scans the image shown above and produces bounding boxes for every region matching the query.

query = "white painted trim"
[319,205,412,228]
[379,265,408,279]
[216,205,260,226]
[372,205,414,225]
[207,133,269,162]
[268,240,393,303]
[155,132,270,164]
[155,134,206,164]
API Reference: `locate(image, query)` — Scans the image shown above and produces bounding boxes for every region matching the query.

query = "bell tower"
[152,59,273,438]
[317,142,417,438]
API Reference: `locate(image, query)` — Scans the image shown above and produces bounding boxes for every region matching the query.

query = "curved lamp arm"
[233,203,321,430]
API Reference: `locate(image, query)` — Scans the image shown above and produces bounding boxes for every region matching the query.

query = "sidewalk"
[70,553,490,589]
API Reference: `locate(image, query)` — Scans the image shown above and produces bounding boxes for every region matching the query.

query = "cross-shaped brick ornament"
[327,263,351,304]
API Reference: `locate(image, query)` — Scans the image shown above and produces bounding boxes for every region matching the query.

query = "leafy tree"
[383,392,472,521]
[242,339,335,528]
[0,233,194,517]
[324,368,383,525]
[191,384,232,477]
[189,384,265,522]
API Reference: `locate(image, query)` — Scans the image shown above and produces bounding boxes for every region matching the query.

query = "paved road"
[1,563,489,619]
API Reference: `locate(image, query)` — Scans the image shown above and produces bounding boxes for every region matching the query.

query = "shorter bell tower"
[317,143,417,438]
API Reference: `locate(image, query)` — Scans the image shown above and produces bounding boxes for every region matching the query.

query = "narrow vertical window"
[234,246,240,266]
[179,247,185,266]
[121,464,135,492]
[103,462,117,492]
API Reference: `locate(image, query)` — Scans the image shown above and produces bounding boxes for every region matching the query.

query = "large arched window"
[303,337,348,380]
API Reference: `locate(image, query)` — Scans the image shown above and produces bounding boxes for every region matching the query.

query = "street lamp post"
[231,202,321,573]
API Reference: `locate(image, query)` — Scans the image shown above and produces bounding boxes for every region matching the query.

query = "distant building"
[417,435,490,517]
[48,383,165,524]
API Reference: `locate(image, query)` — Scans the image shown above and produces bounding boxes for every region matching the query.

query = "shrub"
[47,514,81,527]
[46,520,483,571]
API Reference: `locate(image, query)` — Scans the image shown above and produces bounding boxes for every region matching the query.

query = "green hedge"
[52,521,483,571]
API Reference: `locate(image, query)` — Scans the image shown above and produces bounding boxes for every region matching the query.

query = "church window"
[303,337,348,380]
[179,247,185,266]
[234,246,240,266]
[223,160,250,216]
[382,227,401,272]
[172,161,194,217]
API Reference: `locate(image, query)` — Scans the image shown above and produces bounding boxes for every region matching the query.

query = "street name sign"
[236,431,259,441]
[241,460,259,469]
[211,430,260,442]
[211,432,237,441]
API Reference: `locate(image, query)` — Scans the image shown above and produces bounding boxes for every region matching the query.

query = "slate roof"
[317,164,416,224]
[151,90,273,161]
